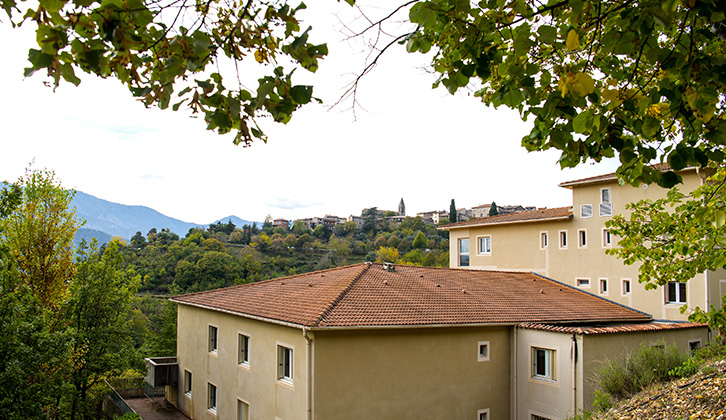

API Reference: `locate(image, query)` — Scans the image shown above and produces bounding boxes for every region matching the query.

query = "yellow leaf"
[572,72,594,96]
[566,29,580,50]
[254,50,267,63]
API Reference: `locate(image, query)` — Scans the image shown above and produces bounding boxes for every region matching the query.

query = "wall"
[311,326,512,420]
[175,304,308,420]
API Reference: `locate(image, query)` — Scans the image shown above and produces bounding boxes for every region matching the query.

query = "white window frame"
[477,408,490,420]
[238,399,250,420]
[580,204,593,218]
[477,235,491,255]
[531,347,556,381]
[602,228,612,247]
[621,278,631,296]
[207,382,217,413]
[576,278,591,289]
[666,282,687,304]
[477,341,490,362]
[578,229,587,248]
[238,333,250,366]
[183,370,192,397]
[599,278,608,295]
[208,325,218,353]
[459,238,470,267]
[277,344,294,383]
[601,188,611,203]
[540,232,548,249]
[559,230,568,249]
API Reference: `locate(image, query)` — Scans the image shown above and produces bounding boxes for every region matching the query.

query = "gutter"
[303,328,313,420]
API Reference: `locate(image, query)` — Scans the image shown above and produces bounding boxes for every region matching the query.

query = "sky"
[0,2,619,225]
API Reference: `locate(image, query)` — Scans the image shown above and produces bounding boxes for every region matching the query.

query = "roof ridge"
[171,263,368,301]
[309,263,372,327]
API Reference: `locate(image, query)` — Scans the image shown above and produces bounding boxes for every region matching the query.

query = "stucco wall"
[311,326,511,420]
[176,304,308,420]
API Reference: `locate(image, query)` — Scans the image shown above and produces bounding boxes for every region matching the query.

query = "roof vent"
[383,262,395,272]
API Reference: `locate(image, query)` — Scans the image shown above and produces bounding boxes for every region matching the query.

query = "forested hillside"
[123,213,450,295]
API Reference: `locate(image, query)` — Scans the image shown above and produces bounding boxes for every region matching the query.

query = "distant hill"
[211,215,262,229]
[70,191,259,243]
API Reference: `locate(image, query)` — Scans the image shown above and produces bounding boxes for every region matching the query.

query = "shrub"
[595,342,687,400]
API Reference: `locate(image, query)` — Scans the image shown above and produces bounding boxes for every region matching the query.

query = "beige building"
[441,167,726,321]
[169,263,707,420]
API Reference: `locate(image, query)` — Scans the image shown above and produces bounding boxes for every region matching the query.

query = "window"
[576,278,590,288]
[600,188,613,216]
[559,231,567,249]
[478,236,491,255]
[540,232,548,249]
[622,279,631,295]
[603,229,612,247]
[238,334,250,365]
[477,341,490,362]
[208,325,218,352]
[532,415,553,420]
[238,400,249,420]
[580,204,593,218]
[689,340,702,355]
[578,229,587,248]
[184,370,192,396]
[601,188,611,203]
[666,282,687,304]
[599,278,608,294]
[477,409,490,420]
[207,383,217,412]
[532,347,555,380]
[459,238,470,267]
[277,345,293,382]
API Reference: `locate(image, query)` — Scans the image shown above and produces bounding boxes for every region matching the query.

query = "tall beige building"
[441,167,726,321]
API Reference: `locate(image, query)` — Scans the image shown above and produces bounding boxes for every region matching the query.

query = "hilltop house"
[441,167,726,321]
[169,263,707,420]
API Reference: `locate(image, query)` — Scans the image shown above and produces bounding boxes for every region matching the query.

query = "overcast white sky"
[0,2,619,224]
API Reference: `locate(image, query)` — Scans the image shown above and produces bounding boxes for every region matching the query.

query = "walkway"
[125,397,189,420]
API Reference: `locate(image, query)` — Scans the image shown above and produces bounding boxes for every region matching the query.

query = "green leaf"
[290,85,312,104]
[537,25,557,44]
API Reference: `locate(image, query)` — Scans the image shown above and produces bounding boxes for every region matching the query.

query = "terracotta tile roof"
[171,263,651,329]
[558,163,695,188]
[518,321,706,335]
[439,206,572,230]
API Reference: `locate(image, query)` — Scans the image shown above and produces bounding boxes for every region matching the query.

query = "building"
[169,263,707,420]
[273,219,289,229]
[440,167,726,321]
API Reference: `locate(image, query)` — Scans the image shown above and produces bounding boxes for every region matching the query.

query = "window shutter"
[599,202,613,216]
[580,205,593,218]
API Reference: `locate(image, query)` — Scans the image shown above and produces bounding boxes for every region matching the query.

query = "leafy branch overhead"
[2,0,337,145]
[404,0,726,187]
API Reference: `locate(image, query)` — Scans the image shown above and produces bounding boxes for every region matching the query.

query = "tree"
[3,0,337,145]
[0,170,81,307]
[402,0,726,187]
[65,239,140,420]
[412,231,428,249]
[449,199,457,223]
[130,231,146,247]
[376,246,400,263]
[489,202,499,216]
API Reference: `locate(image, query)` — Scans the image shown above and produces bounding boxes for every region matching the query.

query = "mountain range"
[71,191,259,244]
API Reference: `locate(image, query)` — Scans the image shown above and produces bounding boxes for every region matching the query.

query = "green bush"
[595,342,687,400]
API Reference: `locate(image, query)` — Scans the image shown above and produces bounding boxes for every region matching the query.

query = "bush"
[595,342,687,400]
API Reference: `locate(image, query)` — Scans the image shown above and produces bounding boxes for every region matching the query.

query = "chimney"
[383,262,395,272]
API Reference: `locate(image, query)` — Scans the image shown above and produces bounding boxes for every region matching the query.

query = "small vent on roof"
[436,284,441,288]
[419,274,424,278]
[383,262,395,272]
